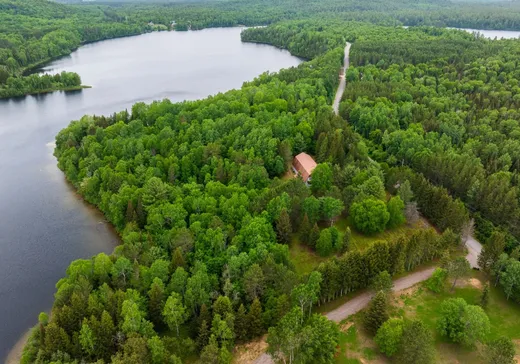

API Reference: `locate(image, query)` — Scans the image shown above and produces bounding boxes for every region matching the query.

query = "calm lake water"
[0,27,301,361]
[456,28,520,39]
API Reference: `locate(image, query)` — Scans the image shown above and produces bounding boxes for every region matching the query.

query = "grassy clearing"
[334,272,520,363]
[289,214,433,277]
[288,235,326,275]
[335,319,386,364]
[335,215,431,251]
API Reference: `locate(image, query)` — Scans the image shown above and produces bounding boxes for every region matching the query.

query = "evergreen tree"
[200,335,219,363]
[276,208,292,244]
[342,227,351,252]
[309,223,320,248]
[198,303,211,330]
[478,231,506,273]
[480,282,490,308]
[398,180,414,204]
[125,200,137,223]
[148,278,165,329]
[364,291,389,335]
[136,197,146,228]
[248,298,264,338]
[316,228,333,256]
[171,247,186,269]
[396,320,435,364]
[197,320,210,351]
[235,304,249,342]
[299,213,311,245]
[213,296,233,317]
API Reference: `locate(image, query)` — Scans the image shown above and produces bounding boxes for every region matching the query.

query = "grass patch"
[334,316,386,363]
[339,271,520,363]
[289,212,434,277]
[405,271,520,343]
[334,215,429,251]
[288,235,326,275]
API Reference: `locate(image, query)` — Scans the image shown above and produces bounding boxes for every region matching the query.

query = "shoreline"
[0,85,91,101]
[5,328,32,364]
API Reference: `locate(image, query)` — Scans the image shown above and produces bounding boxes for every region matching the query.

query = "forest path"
[332,42,351,115]
[253,266,435,364]
[466,235,482,269]
[252,235,482,363]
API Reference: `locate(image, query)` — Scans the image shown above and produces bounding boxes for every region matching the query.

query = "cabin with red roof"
[292,152,317,183]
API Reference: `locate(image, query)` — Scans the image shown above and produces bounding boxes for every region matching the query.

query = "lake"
[0,27,301,361]
[455,28,520,39]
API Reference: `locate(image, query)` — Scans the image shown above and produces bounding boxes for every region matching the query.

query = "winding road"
[253,41,483,363]
[332,42,351,115]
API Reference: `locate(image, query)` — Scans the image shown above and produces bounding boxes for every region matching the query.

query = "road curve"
[332,42,351,115]
[254,266,436,364]
[326,267,435,322]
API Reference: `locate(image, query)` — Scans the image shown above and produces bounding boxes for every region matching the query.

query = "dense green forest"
[9,0,520,363]
[244,20,520,302]
[4,0,520,97]
[23,17,520,363]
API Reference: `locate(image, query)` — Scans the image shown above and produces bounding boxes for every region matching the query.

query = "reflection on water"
[0,27,302,361]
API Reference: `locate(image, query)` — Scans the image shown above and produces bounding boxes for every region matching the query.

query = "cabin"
[292,152,317,183]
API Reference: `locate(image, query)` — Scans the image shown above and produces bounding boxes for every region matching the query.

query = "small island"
[0,71,87,99]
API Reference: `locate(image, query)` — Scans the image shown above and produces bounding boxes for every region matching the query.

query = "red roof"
[293,153,317,182]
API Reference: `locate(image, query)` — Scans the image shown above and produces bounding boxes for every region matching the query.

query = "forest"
[19,16,520,364]
[6,0,520,363]
[4,0,520,97]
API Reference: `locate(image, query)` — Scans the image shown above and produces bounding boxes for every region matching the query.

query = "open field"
[334,272,520,363]
[289,215,434,276]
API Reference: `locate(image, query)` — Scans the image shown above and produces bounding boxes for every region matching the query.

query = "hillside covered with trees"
[8,0,520,363]
[4,0,520,97]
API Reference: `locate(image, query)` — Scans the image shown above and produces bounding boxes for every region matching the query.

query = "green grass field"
[289,235,327,275]
[289,215,432,276]
[334,272,520,363]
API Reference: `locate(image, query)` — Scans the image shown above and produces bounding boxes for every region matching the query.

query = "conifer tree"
[480,283,490,308]
[299,214,311,245]
[235,304,249,342]
[171,247,185,269]
[309,223,320,248]
[342,227,351,252]
[248,298,264,338]
[197,320,210,351]
[396,320,435,364]
[125,200,137,223]
[148,278,165,329]
[276,208,292,244]
[198,303,211,330]
[364,291,389,335]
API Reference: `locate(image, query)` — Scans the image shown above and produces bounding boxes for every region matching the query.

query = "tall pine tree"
[235,304,248,342]
[299,214,311,245]
[248,298,264,338]
[276,208,292,244]
[309,223,320,248]
[364,291,389,335]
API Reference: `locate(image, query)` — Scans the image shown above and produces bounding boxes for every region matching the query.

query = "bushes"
[350,198,390,234]
[437,298,490,346]
[425,268,447,293]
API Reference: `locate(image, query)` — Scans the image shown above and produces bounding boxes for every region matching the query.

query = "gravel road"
[332,42,351,115]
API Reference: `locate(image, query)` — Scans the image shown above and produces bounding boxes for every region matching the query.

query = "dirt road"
[466,235,482,269]
[326,267,435,322]
[254,266,435,363]
[332,42,351,115]
[252,234,483,363]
